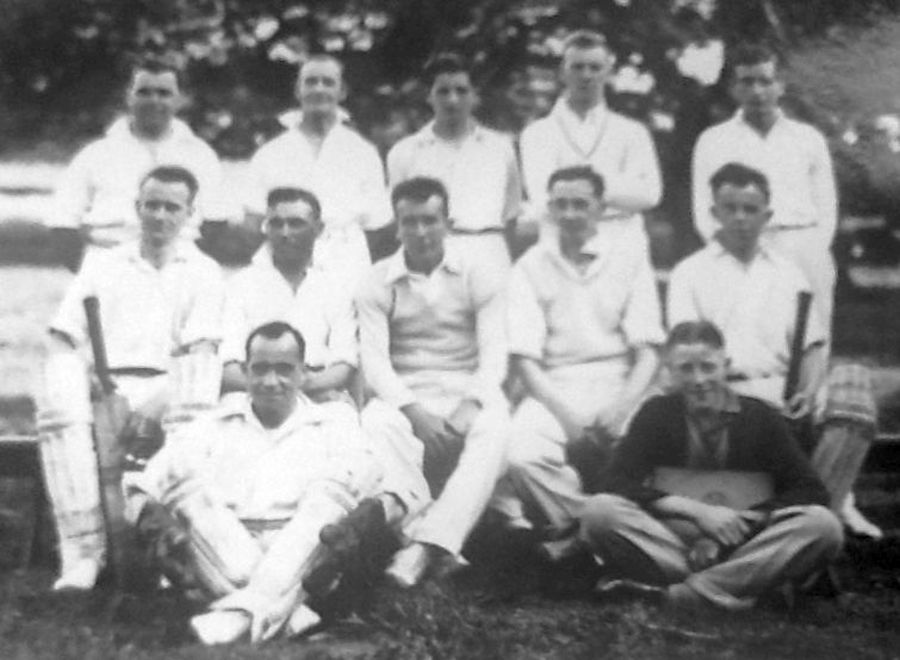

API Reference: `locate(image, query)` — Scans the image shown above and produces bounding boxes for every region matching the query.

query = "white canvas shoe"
[52,558,102,592]
[285,603,322,638]
[385,543,432,589]
[190,610,251,646]
[840,494,883,540]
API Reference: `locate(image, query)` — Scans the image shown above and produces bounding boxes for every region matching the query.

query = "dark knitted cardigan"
[602,393,830,512]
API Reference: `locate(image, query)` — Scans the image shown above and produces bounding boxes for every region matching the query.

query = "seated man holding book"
[579,321,843,611]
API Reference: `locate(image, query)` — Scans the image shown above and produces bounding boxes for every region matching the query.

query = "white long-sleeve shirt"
[51,117,230,245]
[520,98,661,240]
[692,110,837,245]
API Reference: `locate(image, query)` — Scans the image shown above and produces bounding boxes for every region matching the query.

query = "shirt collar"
[105,116,195,144]
[123,238,195,265]
[384,243,463,284]
[685,385,741,421]
[552,97,608,126]
[222,392,327,430]
[734,107,787,132]
[415,120,485,145]
[710,238,773,263]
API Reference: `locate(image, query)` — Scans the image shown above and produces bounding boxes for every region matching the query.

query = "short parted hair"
[709,162,771,203]
[547,165,605,199]
[561,30,611,56]
[298,54,345,80]
[424,52,471,87]
[665,320,726,353]
[139,165,199,203]
[729,42,781,71]
[391,176,450,216]
[129,57,182,88]
[266,187,322,222]
[245,321,306,364]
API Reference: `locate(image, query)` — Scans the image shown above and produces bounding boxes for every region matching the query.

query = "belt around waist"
[767,223,817,232]
[451,226,505,236]
[109,367,167,378]
[727,372,777,383]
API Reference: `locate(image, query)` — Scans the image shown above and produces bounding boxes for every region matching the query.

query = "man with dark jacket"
[579,320,843,611]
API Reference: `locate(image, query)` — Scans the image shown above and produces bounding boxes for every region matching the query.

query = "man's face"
[296,59,344,118]
[428,71,477,125]
[548,178,603,253]
[395,194,449,269]
[561,46,614,107]
[731,61,784,122]
[711,183,772,254]
[246,332,304,423]
[667,342,730,412]
[265,198,321,264]
[127,70,180,135]
[136,177,193,248]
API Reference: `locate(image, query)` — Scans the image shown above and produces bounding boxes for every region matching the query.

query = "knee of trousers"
[579,494,638,542]
[787,505,845,554]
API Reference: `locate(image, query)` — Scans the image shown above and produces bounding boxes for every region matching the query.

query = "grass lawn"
[1,537,899,659]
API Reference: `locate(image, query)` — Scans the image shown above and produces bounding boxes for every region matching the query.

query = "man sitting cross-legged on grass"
[220,186,358,403]
[668,161,881,539]
[37,165,226,592]
[129,322,407,645]
[358,176,511,588]
[581,321,844,611]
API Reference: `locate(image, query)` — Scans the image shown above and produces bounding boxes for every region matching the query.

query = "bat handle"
[83,295,116,395]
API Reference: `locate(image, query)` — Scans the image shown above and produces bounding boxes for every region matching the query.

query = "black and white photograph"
[0,1,898,657]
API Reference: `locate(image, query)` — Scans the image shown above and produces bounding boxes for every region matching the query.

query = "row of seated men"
[35,160,866,645]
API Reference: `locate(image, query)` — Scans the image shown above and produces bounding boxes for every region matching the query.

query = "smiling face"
[136,177,193,248]
[428,71,477,128]
[731,60,784,127]
[395,193,449,274]
[548,177,603,257]
[711,182,772,257]
[127,69,181,138]
[561,45,614,107]
[246,331,304,428]
[667,341,731,414]
[265,198,321,266]
[296,58,344,119]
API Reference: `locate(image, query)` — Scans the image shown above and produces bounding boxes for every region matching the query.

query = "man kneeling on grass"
[128,321,407,645]
[581,321,843,611]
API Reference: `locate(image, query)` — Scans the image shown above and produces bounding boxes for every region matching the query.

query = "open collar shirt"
[508,229,665,370]
[667,241,826,382]
[356,244,507,408]
[51,117,229,244]
[221,246,357,369]
[50,240,226,372]
[136,394,375,521]
[246,119,391,231]
[520,98,662,222]
[692,109,837,244]
[386,121,522,231]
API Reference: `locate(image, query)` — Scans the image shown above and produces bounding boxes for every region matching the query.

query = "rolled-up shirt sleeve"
[50,147,96,230]
[507,266,546,360]
[602,124,662,214]
[324,286,359,369]
[48,250,105,345]
[179,260,227,349]
[356,274,417,408]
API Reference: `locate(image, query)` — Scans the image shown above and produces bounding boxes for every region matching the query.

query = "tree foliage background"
[2,0,900,243]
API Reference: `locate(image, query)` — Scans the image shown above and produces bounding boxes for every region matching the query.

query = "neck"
[140,239,175,268]
[405,249,443,275]
[743,109,778,135]
[130,119,171,142]
[717,234,757,264]
[273,252,311,289]
[300,111,336,137]
[253,402,295,430]
[433,117,473,141]
[565,94,603,119]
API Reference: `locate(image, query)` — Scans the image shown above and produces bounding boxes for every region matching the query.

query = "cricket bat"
[783,291,813,403]
[83,295,137,588]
